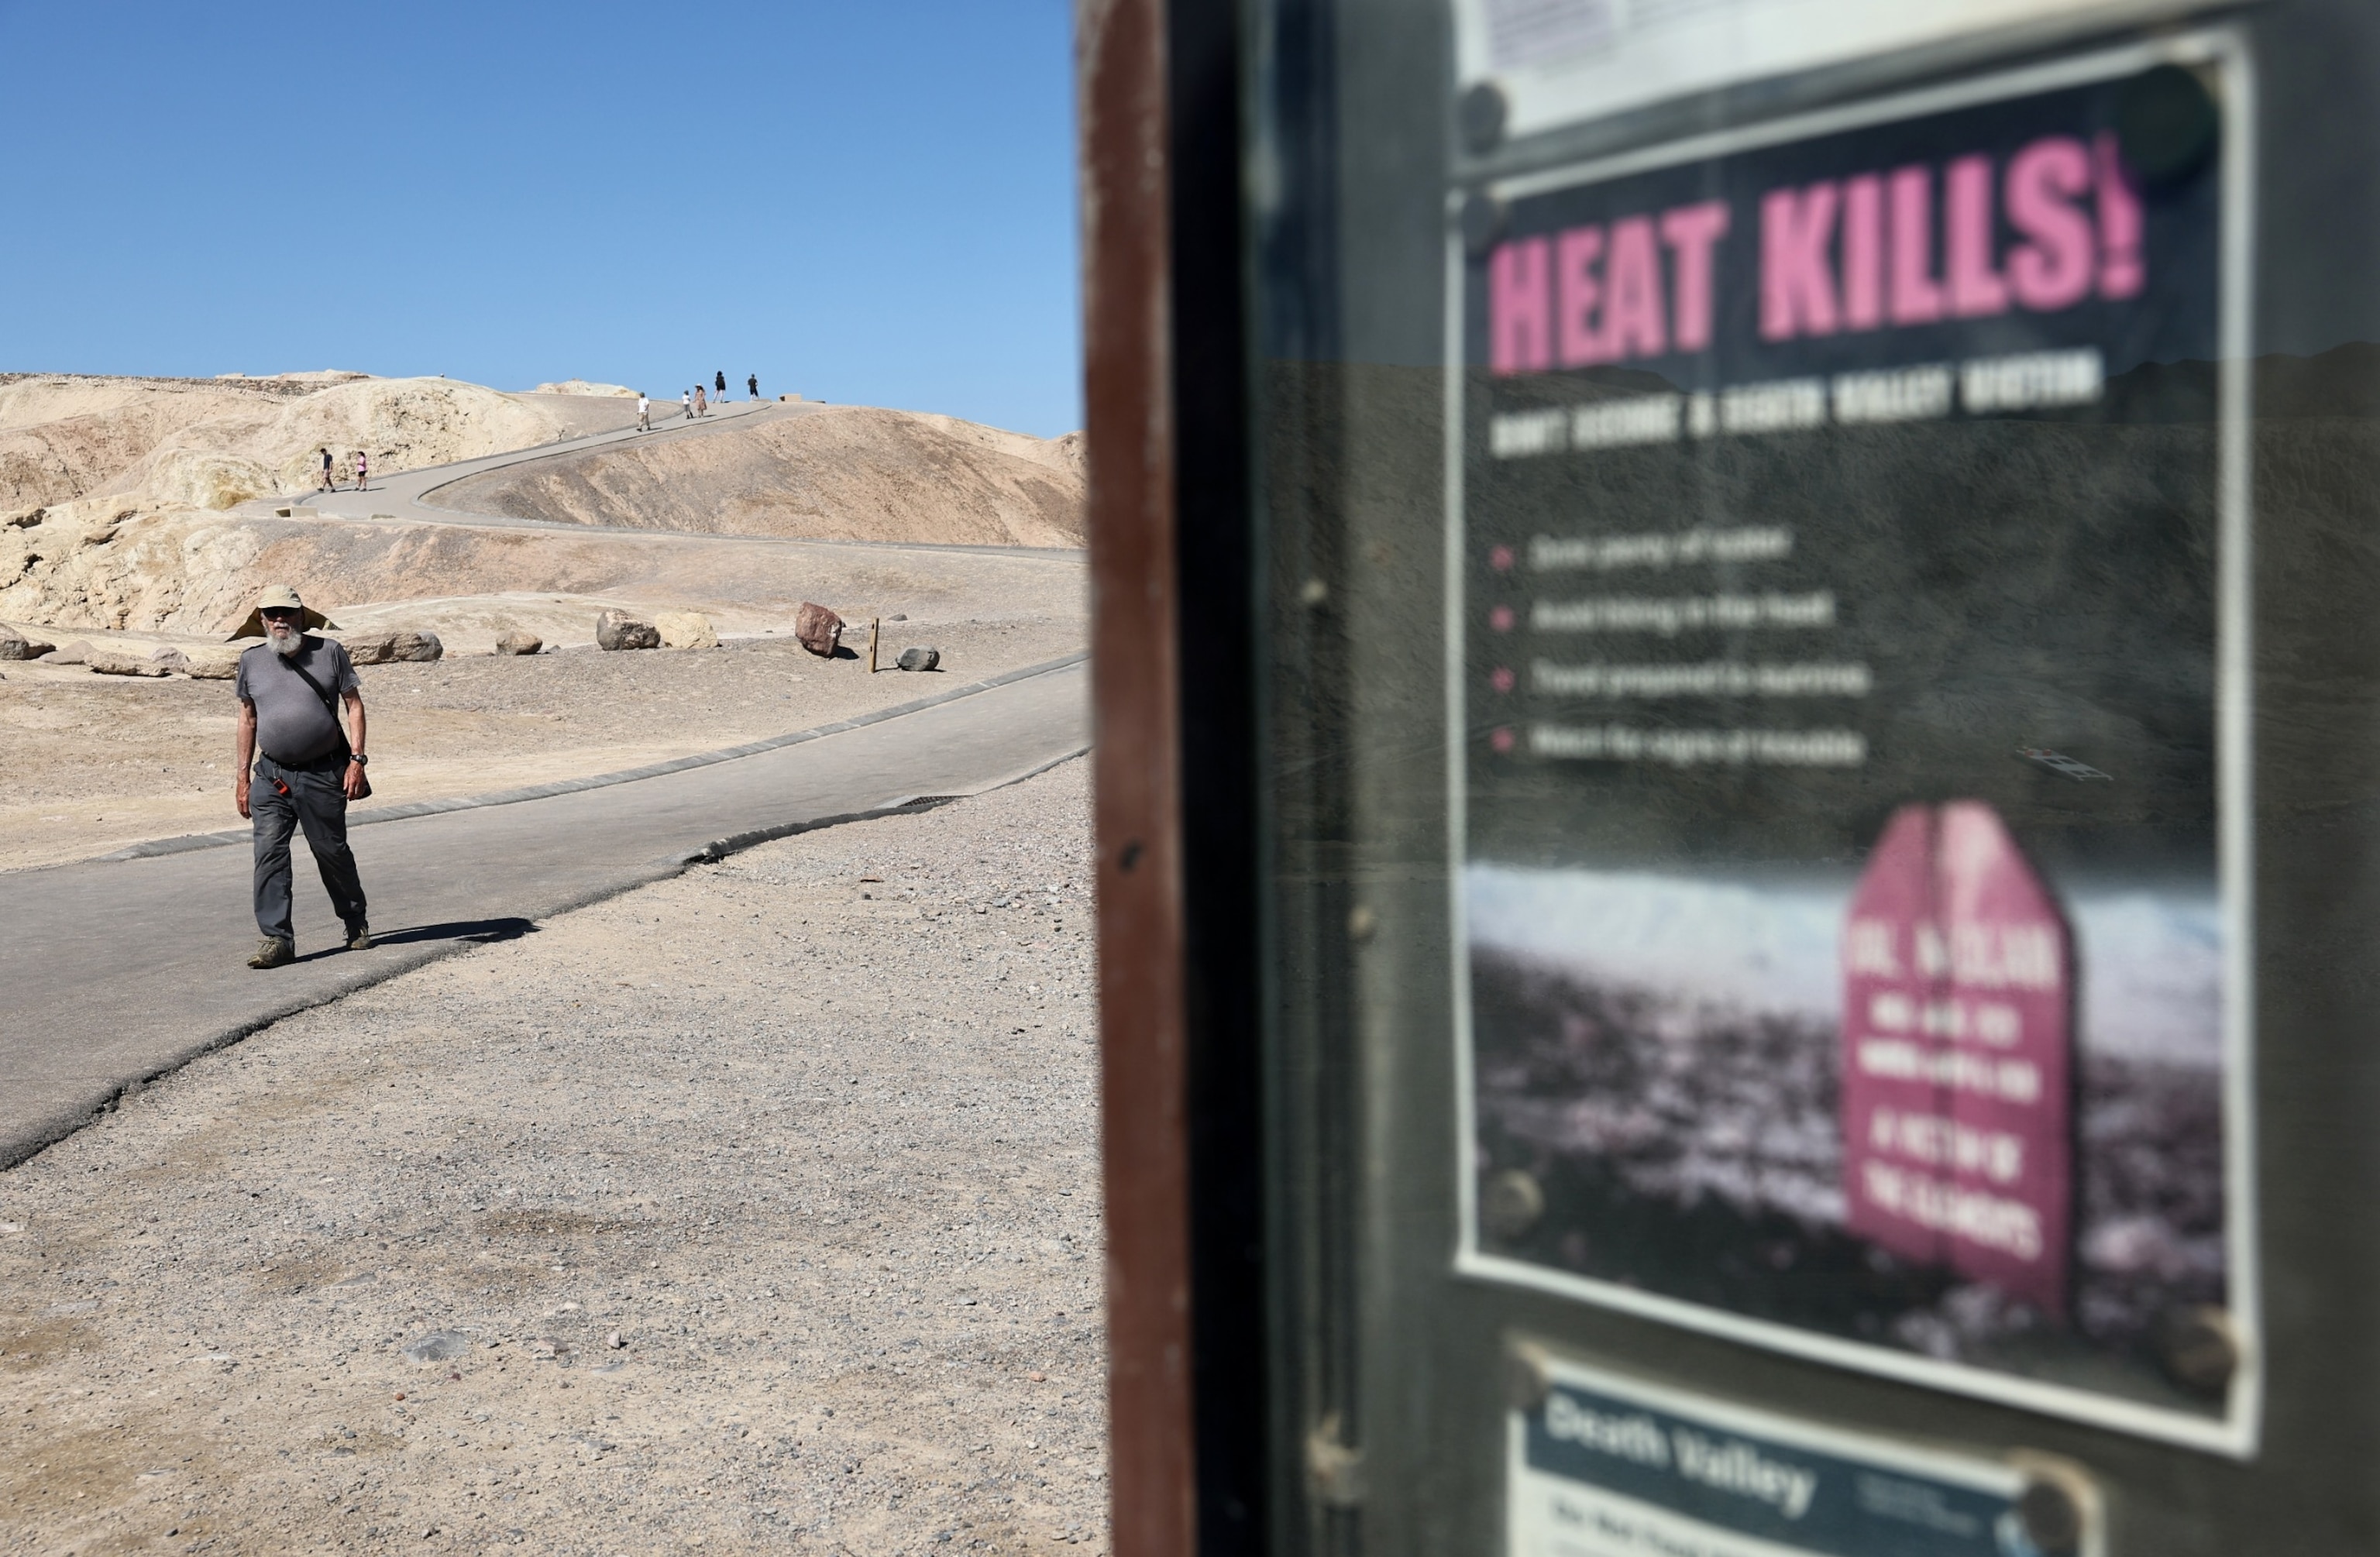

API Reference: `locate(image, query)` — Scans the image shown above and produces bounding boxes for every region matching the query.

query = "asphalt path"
[288,395,791,534]
[287,399,1083,562]
[0,655,1089,1168]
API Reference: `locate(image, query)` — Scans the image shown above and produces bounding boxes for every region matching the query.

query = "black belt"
[258,749,349,775]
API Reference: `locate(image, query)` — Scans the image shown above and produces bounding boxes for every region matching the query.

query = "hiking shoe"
[248,937,296,970]
[346,922,373,951]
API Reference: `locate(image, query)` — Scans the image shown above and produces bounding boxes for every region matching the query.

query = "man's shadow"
[292,918,538,962]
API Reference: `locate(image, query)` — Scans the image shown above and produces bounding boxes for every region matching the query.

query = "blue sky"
[0,2,1082,436]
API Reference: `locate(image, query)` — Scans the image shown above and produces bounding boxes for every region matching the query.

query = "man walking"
[637,391,651,431]
[318,447,334,491]
[714,369,727,400]
[233,586,370,968]
[747,373,758,400]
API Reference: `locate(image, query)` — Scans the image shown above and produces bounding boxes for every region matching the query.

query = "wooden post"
[868,617,880,673]
[1082,0,1199,1552]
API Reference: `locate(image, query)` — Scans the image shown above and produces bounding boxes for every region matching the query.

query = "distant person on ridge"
[714,370,727,399]
[637,391,651,431]
[695,384,707,418]
[683,389,693,421]
[748,373,758,400]
[233,585,370,970]
[318,447,333,491]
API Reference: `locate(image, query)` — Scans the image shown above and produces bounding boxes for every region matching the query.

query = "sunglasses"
[260,607,302,621]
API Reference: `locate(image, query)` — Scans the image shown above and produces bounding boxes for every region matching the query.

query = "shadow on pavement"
[291,919,539,961]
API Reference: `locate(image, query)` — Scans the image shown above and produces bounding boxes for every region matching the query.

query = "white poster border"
[1453,0,2205,143]
[1442,29,2261,1457]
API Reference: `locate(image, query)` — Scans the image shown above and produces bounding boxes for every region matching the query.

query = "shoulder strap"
[280,643,341,713]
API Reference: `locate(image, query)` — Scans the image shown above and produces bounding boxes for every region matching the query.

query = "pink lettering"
[1946,155,2009,317]
[1556,226,1610,366]
[2004,137,2095,311]
[2096,132,2144,299]
[1489,238,1551,375]
[1761,181,1840,341]
[1841,174,1883,330]
[1659,201,1728,352]
[1889,166,1943,325]
[1603,216,1667,358]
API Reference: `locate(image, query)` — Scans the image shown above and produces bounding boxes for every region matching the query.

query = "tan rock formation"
[655,610,718,649]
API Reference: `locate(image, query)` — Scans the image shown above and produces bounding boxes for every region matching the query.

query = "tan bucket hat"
[225,583,339,641]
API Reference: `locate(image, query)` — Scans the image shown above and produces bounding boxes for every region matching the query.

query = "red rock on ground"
[794,601,844,658]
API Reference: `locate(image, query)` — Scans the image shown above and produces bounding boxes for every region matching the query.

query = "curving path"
[276,397,1081,561]
[0,655,1089,1168]
[291,396,782,534]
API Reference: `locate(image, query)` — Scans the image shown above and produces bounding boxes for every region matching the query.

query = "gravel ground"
[0,615,1081,874]
[0,758,1108,1555]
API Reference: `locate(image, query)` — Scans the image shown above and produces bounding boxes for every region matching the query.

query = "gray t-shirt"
[235,637,360,765]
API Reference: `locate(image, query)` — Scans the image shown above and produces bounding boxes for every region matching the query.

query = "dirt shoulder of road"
[0,613,1080,874]
[0,758,1108,1555]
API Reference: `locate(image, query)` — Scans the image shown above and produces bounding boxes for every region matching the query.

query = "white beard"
[270,631,302,658]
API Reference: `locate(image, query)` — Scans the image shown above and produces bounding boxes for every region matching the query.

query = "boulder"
[341,629,444,664]
[88,648,170,678]
[596,609,660,651]
[181,644,244,679]
[149,648,193,675]
[896,646,941,672]
[793,602,844,658]
[0,627,55,661]
[495,631,543,656]
[655,610,718,650]
[45,639,91,665]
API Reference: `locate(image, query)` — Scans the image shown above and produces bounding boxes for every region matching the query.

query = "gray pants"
[252,754,367,943]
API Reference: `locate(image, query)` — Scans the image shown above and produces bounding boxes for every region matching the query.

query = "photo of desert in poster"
[1452,46,2250,1438]
[1465,851,2225,1401]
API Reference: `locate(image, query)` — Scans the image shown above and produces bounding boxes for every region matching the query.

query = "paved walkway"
[0,656,1089,1167]
[276,397,791,534]
[267,398,1079,562]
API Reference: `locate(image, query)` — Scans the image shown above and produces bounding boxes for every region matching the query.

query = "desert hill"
[432,404,1087,548]
[0,372,634,520]
[0,371,1082,635]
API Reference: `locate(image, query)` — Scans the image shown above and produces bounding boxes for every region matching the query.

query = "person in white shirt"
[637,393,651,431]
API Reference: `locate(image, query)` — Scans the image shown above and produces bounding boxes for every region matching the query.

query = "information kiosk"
[1079,2,2380,1552]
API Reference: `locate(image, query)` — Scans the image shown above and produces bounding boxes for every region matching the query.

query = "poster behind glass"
[1450,38,2254,1451]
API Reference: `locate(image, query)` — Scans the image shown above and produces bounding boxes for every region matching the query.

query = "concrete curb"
[674,743,1092,865]
[91,651,1089,864]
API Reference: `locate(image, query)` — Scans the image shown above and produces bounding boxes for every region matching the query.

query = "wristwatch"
[350,753,369,765]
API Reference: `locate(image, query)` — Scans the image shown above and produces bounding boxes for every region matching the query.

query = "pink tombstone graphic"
[1841,801,2072,1316]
